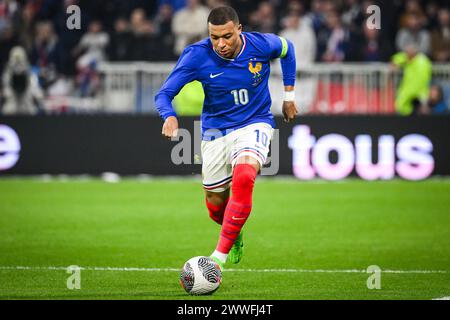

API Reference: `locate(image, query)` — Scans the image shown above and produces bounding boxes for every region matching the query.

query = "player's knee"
[235,155,260,170]
[205,190,228,207]
[232,164,257,192]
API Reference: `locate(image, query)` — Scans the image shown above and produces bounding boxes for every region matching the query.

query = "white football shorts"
[201,122,274,193]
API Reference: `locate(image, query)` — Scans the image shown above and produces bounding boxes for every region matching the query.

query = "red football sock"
[216,164,257,254]
[206,197,229,225]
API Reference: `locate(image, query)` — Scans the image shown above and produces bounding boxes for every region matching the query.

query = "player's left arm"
[265,34,298,123]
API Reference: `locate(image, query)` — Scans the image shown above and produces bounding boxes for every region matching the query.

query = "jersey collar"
[212,33,246,61]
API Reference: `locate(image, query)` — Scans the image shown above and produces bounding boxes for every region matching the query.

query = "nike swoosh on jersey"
[210,72,224,78]
[231,216,246,220]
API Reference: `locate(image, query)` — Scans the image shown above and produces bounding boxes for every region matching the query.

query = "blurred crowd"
[0,0,449,115]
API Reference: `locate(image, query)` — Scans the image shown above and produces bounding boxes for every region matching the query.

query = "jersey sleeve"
[261,33,296,86]
[260,33,287,59]
[155,46,199,120]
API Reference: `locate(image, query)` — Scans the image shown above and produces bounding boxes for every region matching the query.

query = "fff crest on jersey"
[248,59,263,86]
[248,61,262,78]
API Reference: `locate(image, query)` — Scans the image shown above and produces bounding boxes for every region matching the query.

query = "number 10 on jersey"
[231,89,249,106]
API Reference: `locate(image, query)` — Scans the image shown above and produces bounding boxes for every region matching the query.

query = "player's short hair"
[207,6,239,25]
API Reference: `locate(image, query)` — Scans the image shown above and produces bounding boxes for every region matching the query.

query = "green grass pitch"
[0,177,449,300]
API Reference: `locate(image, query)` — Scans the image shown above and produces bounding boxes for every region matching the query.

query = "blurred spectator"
[153,3,176,60]
[73,20,110,65]
[229,0,257,27]
[347,20,393,62]
[108,17,133,61]
[391,44,432,116]
[15,1,35,53]
[396,13,431,55]
[398,0,427,29]
[0,0,34,56]
[158,0,187,12]
[430,8,450,62]
[1,46,44,115]
[30,21,61,90]
[420,84,448,115]
[341,0,364,34]
[0,0,20,26]
[279,13,316,67]
[47,0,85,77]
[307,0,330,61]
[248,1,277,33]
[321,10,348,62]
[0,21,18,76]
[278,0,305,25]
[285,0,304,17]
[72,20,109,97]
[129,8,159,60]
[172,0,209,56]
[304,0,327,34]
[73,20,109,97]
[424,1,440,30]
[75,57,100,97]
[154,4,174,37]
[206,0,229,9]
[130,7,148,33]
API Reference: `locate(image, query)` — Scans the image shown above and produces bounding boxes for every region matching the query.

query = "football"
[180,256,222,295]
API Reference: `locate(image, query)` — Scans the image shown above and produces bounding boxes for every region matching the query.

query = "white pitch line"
[0,266,448,274]
[228,269,450,274]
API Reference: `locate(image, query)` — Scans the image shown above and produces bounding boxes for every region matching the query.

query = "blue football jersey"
[155,32,295,140]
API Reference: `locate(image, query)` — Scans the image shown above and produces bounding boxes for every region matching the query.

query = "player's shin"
[206,197,229,225]
[214,164,257,258]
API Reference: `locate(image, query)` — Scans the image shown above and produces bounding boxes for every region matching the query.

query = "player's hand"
[282,101,298,123]
[389,63,398,72]
[162,116,179,139]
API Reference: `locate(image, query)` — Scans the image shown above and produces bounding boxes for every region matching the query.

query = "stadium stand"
[0,0,449,115]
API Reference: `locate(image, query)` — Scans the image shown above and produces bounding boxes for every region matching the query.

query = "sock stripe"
[227,200,252,209]
[226,207,251,215]
[223,229,241,235]
[224,218,245,227]
[220,233,235,242]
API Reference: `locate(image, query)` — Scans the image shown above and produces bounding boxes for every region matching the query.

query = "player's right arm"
[155,47,199,138]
